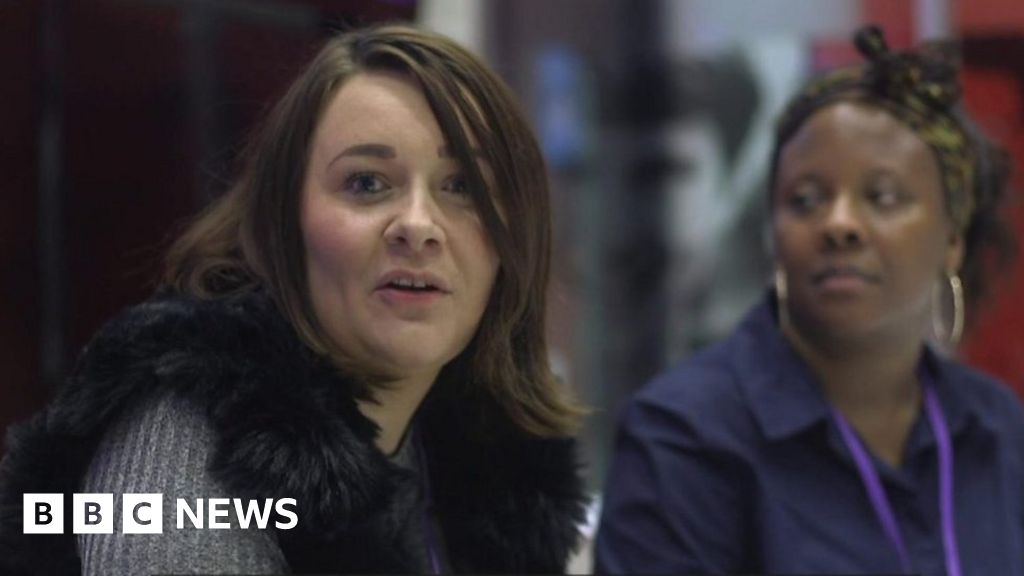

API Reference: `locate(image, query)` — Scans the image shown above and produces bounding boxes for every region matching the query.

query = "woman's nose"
[822,193,865,249]
[383,186,446,254]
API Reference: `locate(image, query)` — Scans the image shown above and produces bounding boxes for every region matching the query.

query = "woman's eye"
[867,185,904,208]
[343,172,388,195]
[442,174,471,195]
[864,172,911,209]
[787,183,824,213]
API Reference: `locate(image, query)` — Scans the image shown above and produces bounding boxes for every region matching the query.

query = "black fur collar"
[0,290,586,574]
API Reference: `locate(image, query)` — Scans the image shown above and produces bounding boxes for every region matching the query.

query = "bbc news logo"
[23,494,298,534]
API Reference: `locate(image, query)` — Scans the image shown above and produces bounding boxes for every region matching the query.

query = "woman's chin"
[369,344,459,383]
[791,308,883,343]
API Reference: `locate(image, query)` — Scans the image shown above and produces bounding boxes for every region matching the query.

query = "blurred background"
[3,0,1023,505]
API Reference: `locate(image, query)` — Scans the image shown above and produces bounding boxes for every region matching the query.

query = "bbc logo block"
[25,493,162,534]
[23,494,63,534]
[123,494,163,534]
[73,493,113,534]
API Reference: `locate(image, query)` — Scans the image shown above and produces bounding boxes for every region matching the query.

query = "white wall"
[662,0,857,56]
[416,0,486,55]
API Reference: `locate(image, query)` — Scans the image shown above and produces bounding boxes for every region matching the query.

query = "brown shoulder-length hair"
[162,23,583,437]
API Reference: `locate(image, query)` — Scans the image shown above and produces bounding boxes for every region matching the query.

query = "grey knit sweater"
[73,392,434,575]
[75,393,290,575]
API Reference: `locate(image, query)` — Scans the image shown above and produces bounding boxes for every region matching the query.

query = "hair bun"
[853,24,962,111]
[854,25,890,61]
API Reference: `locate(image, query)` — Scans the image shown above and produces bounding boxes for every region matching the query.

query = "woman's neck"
[356,370,438,455]
[783,321,924,467]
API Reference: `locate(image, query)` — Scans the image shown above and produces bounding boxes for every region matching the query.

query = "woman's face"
[300,71,500,383]
[772,101,963,342]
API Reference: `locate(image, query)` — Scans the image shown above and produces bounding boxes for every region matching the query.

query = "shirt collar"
[733,292,996,443]
[919,344,998,439]
[732,293,832,441]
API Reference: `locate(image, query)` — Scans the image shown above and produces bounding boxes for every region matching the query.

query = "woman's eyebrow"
[327,143,396,168]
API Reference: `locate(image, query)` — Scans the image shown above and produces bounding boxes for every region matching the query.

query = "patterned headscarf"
[774,25,976,232]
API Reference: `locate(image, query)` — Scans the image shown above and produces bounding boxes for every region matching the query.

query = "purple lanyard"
[416,433,443,575]
[830,380,961,576]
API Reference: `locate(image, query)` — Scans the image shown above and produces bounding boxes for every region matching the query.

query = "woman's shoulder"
[635,297,786,413]
[638,329,752,410]
[77,391,290,574]
[81,289,290,365]
[624,336,758,452]
[67,291,389,526]
[939,357,1024,433]
[62,289,307,412]
[624,300,801,451]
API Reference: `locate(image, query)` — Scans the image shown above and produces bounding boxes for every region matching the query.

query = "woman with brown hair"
[596,26,1024,575]
[0,24,586,575]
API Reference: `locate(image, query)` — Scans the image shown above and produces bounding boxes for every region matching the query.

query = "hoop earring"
[932,273,964,347]
[774,266,790,333]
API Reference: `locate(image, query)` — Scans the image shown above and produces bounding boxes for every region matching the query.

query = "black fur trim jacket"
[0,290,587,574]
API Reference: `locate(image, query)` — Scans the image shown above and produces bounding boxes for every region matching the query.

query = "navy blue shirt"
[596,296,1024,575]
